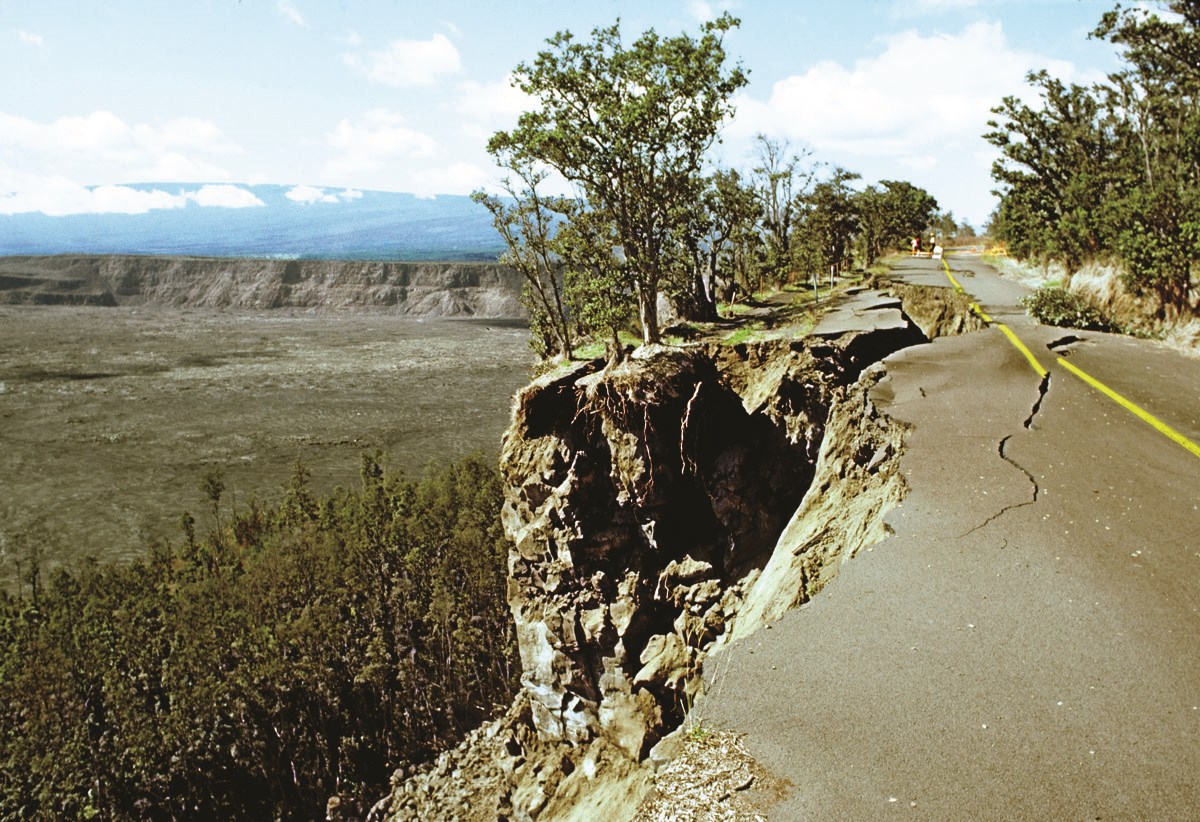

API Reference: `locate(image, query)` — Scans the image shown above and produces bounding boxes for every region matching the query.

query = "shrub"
[0,453,518,820]
[1022,286,1117,332]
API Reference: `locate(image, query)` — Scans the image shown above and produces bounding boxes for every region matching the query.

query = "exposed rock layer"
[0,255,524,316]
[379,286,976,821]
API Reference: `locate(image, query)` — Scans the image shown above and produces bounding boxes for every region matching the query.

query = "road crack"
[1024,373,1049,429]
[960,375,1049,537]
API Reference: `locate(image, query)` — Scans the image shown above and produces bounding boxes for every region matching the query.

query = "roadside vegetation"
[986,1,1199,336]
[0,454,516,819]
[474,14,945,364]
[2,13,956,820]
[1021,286,1118,333]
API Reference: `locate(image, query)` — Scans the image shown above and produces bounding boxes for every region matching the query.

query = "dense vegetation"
[475,15,944,361]
[1021,286,1118,332]
[986,1,1199,318]
[0,453,517,820]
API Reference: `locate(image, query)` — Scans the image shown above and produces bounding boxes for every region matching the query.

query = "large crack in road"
[958,373,1048,538]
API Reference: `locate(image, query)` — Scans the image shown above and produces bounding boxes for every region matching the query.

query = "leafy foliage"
[472,160,574,359]
[489,14,748,345]
[987,2,1200,315]
[476,16,941,355]
[793,167,862,277]
[0,453,516,820]
[856,180,939,268]
[1022,285,1118,331]
[750,135,814,283]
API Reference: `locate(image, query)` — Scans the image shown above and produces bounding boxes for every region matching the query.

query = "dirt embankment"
[375,283,979,822]
[0,255,525,317]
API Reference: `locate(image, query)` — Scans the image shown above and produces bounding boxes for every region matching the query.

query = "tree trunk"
[638,285,660,345]
[697,251,719,321]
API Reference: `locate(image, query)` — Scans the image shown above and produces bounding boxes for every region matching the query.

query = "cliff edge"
[375,283,981,821]
[0,255,524,317]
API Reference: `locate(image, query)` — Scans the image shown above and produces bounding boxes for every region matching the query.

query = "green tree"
[472,156,574,360]
[855,180,938,267]
[0,454,517,820]
[985,70,1126,268]
[1094,1,1200,314]
[699,168,761,305]
[555,209,632,360]
[490,14,748,346]
[751,134,813,284]
[794,167,861,277]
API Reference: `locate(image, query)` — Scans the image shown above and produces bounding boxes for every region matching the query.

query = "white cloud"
[0,181,263,216]
[316,105,490,196]
[152,117,240,154]
[286,184,339,204]
[726,21,1088,221]
[145,152,232,181]
[0,110,241,183]
[729,22,1058,153]
[323,109,438,179]
[16,30,43,47]
[276,0,308,28]
[688,0,736,23]
[187,184,265,208]
[342,33,462,87]
[689,1,715,22]
[0,111,259,216]
[405,162,491,198]
[79,185,185,215]
[455,75,532,124]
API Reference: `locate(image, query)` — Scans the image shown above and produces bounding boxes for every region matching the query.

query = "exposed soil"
[0,306,534,589]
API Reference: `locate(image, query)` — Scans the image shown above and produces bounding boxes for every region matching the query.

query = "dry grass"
[988,255,1200,356]
[633,729,790,822]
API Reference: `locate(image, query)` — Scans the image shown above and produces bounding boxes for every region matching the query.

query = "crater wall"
[0,255,525,317]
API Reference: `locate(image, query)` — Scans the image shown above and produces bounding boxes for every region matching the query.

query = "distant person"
[912,236,920,256]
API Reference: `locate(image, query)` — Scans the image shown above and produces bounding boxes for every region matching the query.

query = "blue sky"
[0,0,1121,225]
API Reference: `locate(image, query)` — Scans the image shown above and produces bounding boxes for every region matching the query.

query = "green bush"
[0,452,517,820]
[1022,286,1117,332]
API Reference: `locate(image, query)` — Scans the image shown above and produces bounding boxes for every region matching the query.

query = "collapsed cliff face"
[379,284,979,821]
[500,322,929,760]
[0,255,524,317]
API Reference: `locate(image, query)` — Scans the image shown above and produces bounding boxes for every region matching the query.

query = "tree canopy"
[488,14,748,345]
[0,454,516,820]
[476,16,945,360]
[986,1,1199,315]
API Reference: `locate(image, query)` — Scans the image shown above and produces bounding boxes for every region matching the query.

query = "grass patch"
[721,301,758,317]
[723,321,767,345]
[684,718,713,742]
[788,284,836,305]
[570,341,606,360]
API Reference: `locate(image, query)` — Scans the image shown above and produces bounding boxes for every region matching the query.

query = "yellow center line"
[995,324,1050,379]
[940,258,1046,378]
[969,303,993,323]
[1056,357,1200,460]
[937,256,1200,460]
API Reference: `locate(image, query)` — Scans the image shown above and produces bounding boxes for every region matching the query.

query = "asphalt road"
[699,254,1200,820]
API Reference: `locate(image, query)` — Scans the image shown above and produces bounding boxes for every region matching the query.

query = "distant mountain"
[0,184,506,261]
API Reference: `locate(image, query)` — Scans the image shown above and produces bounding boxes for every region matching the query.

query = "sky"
[0,0,1124,226]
